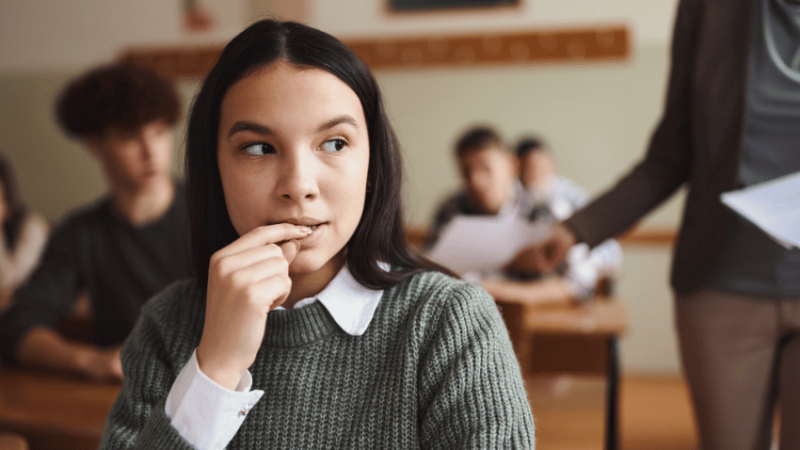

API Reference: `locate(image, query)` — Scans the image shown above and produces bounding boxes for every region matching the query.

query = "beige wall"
[0,0,685,374]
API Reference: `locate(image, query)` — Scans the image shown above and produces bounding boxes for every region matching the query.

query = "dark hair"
[55,63,180,138]
[454,126,504,158]
[0,153,29,251]
[186,19,451,289]
[514,136,547,159]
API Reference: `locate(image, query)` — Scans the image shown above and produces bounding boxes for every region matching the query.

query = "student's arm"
[418,283,535,449]
[103,225,309,450]
[0,220,88,369]
[16,326,122,380]
[1,213,49,290]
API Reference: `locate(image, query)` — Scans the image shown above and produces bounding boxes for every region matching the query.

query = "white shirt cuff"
[165,350,264,450]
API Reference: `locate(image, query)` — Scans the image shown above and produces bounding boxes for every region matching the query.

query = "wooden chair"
[496,294,628,450]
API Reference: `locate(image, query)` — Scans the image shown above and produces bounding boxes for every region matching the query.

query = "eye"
[321,138,347,153]
[242,143,275,156]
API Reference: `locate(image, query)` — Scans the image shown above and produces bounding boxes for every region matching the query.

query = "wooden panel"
[120,46,221,80]
[618,226,676,246]
[120,25,629,79]
[405,225,677,249]
[347,26,628,70]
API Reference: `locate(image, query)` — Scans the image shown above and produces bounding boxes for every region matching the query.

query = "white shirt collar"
[274,264,384,336]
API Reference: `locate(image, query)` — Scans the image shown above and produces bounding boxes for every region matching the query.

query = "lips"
[278,218,326,228]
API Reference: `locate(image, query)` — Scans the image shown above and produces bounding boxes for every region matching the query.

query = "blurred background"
[0,0,683,374]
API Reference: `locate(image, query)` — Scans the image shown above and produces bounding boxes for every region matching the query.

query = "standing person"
[99,20,534,450]
[0,152,48,313]
[0,63,192,381]
[527,0,800,448]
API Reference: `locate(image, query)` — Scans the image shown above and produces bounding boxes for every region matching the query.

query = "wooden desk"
[0,367,120,450]
[0,433,28,450]
[496,297,628,450]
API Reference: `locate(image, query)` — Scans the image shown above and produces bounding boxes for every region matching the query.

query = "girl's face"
[217,62,370,277]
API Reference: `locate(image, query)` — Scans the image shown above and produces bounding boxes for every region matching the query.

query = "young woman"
[0,152,47,313]
[100,20,534,449]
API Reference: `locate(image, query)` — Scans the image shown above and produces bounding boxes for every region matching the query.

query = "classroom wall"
[0,0,683,374]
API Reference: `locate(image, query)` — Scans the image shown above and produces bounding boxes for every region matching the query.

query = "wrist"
[196,348,245,391]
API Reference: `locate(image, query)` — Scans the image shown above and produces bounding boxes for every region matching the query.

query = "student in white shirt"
[485,136,622,305]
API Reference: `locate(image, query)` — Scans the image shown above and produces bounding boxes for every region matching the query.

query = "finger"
[213,244,285,276]
[215,224,312,259]
[280,239,302,264]
[223,256,291,288]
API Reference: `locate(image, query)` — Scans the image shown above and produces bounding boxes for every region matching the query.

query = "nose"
[137,133,155,162]
[276,149,319,202]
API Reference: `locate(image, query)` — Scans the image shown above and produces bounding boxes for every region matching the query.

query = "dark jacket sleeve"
[0,221,82,364]
[565,0,704,247]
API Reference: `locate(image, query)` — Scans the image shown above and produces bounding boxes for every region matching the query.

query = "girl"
[0,152,47,313]
[100,20,534,449]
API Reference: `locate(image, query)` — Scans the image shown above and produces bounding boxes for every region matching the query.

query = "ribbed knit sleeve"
[99,281,203,450]
[417,282,535,449]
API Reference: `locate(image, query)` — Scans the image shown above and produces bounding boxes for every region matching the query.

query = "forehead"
[460,146,508,167]
[219,62,365,131]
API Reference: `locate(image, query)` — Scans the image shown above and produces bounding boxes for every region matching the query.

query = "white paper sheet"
[720,171,800,249]
[426,213,551,275]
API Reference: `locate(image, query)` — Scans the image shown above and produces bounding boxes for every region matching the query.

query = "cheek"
[218,164,269,235]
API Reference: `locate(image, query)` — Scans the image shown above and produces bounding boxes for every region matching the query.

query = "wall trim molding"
[120,25,629,79]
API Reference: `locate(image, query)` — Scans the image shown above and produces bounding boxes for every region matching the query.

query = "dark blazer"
[565,0,753,295]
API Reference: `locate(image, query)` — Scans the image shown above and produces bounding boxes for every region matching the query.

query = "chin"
[288,252,329,276]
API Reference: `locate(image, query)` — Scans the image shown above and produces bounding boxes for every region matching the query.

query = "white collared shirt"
[164,264,384,450]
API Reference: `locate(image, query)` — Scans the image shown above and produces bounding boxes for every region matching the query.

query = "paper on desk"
[426,213,550,275]
[720,171,800,248]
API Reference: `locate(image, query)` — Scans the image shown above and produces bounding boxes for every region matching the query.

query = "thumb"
[280,239,302,264]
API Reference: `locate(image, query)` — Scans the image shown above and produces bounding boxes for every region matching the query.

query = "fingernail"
[299,226,312,234]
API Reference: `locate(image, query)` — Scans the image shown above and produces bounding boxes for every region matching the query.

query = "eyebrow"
[226,115,359,140]
[316,115,358,133]
[226,121,272,139]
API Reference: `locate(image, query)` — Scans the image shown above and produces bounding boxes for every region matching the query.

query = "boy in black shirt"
[0,63,191,380]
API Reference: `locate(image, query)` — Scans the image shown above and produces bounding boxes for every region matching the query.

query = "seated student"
[427,126,527,248]
[429,128,619,306]
[0,152,48,313]
[482,137,622,305]
[99,20,534,449]
[0,63,192,380]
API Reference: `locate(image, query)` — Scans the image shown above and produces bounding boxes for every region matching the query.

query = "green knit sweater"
[99,271,535,449]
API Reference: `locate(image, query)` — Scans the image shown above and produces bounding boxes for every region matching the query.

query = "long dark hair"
[186,19,450,289]
[0,153,28,251]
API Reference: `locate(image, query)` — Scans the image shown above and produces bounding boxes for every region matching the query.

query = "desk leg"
[605,337,619,450]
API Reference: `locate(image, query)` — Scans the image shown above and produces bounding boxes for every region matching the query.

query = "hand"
[79,346,123,381]
[504,223,577,274]
[197,224,311,390]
